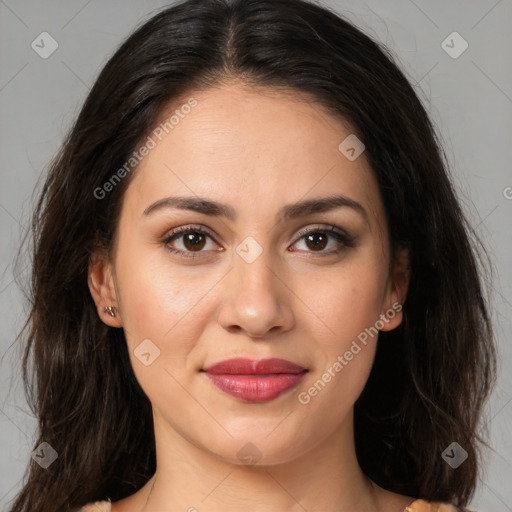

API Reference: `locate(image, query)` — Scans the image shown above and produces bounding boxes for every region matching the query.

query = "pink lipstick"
[202,358,308,403]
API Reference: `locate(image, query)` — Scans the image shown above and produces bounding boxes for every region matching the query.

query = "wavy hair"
[10,0,496,510]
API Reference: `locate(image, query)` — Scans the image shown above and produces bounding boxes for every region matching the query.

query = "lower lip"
[204,372,307,403]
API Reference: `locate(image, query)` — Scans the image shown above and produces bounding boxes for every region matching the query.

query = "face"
[89,82,408,466]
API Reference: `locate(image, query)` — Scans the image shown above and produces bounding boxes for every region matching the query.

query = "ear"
[380,244,410,332]
[88,250,123,328]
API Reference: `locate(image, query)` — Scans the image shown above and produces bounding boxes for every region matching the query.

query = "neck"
[136,408,382,512]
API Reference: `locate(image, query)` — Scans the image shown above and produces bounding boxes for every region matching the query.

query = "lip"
[202,358,308,403]
[203,357,307,375]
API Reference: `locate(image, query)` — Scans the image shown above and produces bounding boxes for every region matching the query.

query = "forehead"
[121,83,385,229]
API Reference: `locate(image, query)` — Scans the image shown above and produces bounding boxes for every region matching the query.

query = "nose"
[216,246,295,339]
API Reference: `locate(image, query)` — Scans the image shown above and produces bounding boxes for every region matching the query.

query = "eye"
[162,223,356,259]
[291,224,356,255]
[162,225,220,259]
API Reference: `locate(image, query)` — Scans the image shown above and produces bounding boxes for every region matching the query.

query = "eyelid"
[163,223,352,242]
[163,224,218,242]
[293,224,355,244]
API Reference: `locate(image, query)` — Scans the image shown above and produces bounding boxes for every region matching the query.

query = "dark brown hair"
[10,0,496,510]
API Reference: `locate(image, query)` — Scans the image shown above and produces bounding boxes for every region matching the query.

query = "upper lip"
[202,358,307,375]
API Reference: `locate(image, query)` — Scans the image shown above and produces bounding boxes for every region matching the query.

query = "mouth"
[200,358,309,403]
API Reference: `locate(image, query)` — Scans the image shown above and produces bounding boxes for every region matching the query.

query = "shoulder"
[405,499,476,512]
[79,501,112,512]
[79,498,475,512]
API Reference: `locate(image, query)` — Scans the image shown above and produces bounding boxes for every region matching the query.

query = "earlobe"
[88,251,122,327]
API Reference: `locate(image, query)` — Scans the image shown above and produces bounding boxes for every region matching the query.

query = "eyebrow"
[142,194,368,223]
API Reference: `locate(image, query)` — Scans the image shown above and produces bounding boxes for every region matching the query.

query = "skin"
[89,81,412,512]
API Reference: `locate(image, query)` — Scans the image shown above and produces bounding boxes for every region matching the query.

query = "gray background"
[1,0,511,510]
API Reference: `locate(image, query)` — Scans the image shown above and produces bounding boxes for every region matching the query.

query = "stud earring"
[104,306,117,317]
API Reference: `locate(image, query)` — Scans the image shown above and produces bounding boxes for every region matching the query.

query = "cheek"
[114,243,214,370]
[297,273,382,431]
[116,237,196,327]
[295,262,384,410]
[306,263,386,350]
[114,258,212,409]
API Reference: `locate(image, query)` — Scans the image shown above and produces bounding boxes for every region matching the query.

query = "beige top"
[80,498,472,511]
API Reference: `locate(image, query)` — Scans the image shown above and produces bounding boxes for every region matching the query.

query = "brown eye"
[162,225,219,258]
[303,232,328,251]
[292,225,356,255]
[181,231,207,251]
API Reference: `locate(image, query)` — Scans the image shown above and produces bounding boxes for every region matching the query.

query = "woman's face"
[90,82,408,465]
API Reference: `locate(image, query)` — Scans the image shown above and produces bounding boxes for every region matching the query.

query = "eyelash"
[161,224,356,259]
